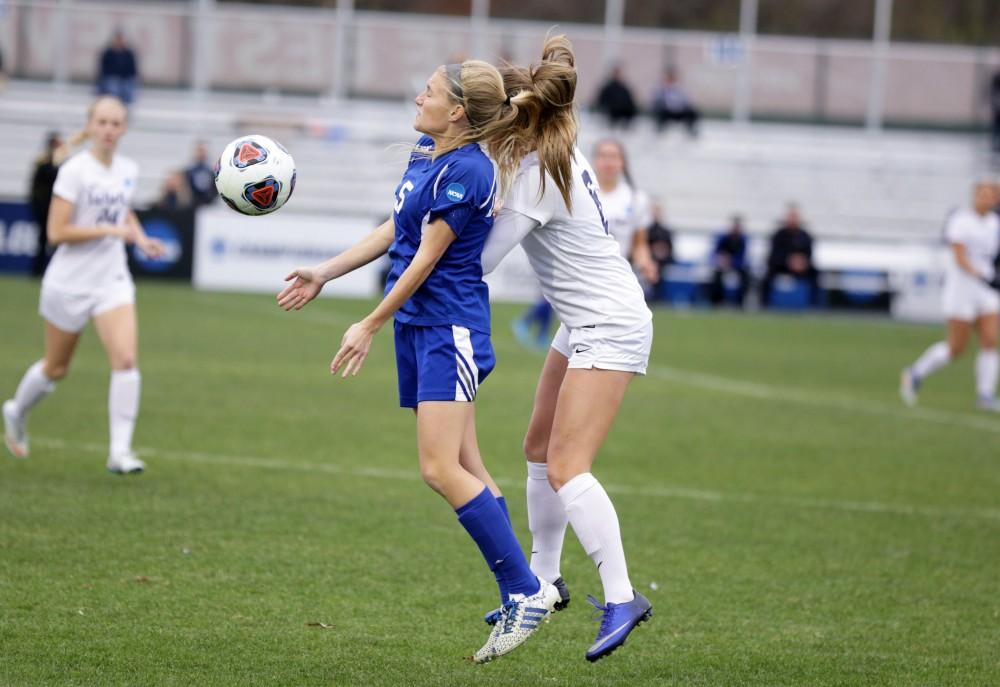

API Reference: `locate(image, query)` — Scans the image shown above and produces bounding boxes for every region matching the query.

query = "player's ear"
[448,103,466,123]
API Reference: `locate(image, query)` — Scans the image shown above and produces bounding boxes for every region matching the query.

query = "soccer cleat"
[484,576,570,625]
[107,452,146,475]
[3,400,28,458]
[472,577,560,664]
[585,590,653,663]
[899,368,919,407]
[977,396,1000,413]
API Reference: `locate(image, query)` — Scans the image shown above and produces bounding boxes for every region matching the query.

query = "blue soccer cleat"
[484,576,570,625]
[585,590,652,662]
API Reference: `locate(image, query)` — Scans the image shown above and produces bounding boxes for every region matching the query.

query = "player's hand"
[277,266,325,311]
[637,255,660,284]
[331,320,377,378]
[137,236,168,260]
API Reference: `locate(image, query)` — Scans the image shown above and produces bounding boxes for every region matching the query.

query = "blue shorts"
[394,321,496,408]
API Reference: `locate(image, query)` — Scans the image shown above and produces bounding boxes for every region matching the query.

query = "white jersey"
[43,150,138,294]
[599,180,651,259]
[484,149,651,330]
[944,208,999,285]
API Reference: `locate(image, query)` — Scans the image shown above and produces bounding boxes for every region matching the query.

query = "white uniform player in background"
[591,138,659,287]
[3,96,165,472]
[901,180,1000,411]
[481,36,653,663]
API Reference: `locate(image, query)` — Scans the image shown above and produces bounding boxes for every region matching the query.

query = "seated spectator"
[762,204,818,307]
[595,66,638,129]
[992,69,1000,152]
[154,171,192,211]
[652,67,700,137]
[710,215,749,307]
[97,31,139,105]
[185,141,218,207]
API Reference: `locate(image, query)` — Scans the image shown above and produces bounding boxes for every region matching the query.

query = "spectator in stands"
[652,67,700,137]
[710,215,749,308]
[595,66,638,129]
[185,141,217,207]
[154,171,192,211]
[97,31,139,105]
[762,204,817,307]
[0,42,6,88]
[991,70,1000,152]
[28,131,83,277]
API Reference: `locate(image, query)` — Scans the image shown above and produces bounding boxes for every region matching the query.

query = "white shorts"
[942,277,1000,322]
[39,279,136,333]
[551,319,653,375]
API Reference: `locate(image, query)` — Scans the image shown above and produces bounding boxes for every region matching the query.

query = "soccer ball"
[214,135,296,215]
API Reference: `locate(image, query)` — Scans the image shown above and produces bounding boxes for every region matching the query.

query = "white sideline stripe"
[647,365,1000,436]
[31,437,1000,522]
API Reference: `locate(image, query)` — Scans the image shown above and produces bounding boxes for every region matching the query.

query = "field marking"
[31,437,1000,523]
[647,365,1000,436]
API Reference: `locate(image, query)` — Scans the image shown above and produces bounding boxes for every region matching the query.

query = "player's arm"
[481,208,540,275]
[952,243,983,279]
[330,218,457,378]
[277,217,395,311]
[125,209,167,259]
[46,196,128,245]
[631,227,659,284]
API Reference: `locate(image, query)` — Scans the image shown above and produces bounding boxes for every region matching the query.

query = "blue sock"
[496,496,511,525]
[456,487,540,601]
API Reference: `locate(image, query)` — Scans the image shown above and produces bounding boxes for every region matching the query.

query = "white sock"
[558,472,633,604]
[526,461,568,582]
[911,341,951,380]
[12,361,56,419]
[109,369,141,458]
[976,349,998,399]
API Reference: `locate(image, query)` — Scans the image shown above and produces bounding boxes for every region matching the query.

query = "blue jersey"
[386,136,497,334]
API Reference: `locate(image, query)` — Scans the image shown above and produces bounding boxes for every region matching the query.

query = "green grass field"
[1,275,998,686]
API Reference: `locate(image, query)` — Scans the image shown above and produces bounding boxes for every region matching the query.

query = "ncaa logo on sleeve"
[445,183,466,202]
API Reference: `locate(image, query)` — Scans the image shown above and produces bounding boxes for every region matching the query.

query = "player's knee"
[419,461,448,494]
[43,361,69,380]
[111,354,137,371]
[948,341,967,358]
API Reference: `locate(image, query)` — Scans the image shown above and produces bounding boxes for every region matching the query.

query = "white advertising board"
[194,209,383,298]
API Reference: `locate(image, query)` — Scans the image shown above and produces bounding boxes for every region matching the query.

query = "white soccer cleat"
[3,400,28,458]
[899,368,919,407]
[107,452,146,475]
[977,396,1000,413]
[472,577,560,664]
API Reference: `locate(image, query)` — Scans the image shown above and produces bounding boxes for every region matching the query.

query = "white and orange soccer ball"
[214,135,296,216]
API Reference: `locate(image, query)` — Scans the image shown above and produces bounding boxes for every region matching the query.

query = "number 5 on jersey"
[395,180,415,213]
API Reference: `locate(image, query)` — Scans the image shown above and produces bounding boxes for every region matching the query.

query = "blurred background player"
[276,59,559,663]
[511,298,555,350]
[901,180,1000,411]
[591,138,659,290]
[483,35,654,663]
[3,96,165,472]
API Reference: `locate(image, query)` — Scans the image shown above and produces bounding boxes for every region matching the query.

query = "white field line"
[32,437,1000,523]
[647,365,1000,436]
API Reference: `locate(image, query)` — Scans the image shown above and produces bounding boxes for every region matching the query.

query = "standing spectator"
[652,67,700,137]
[991,70,1000,152]
[762,204,817,307]
[28,131,83,277]
[710,215,749,307]
[646,201,674,303]
[595,66,638,129]
[185,141,217,207]
[97,31,138,105]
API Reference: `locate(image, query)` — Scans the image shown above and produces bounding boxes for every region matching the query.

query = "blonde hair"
[87,95,128,122]
[497,34,579,210]
[431,60,524,200]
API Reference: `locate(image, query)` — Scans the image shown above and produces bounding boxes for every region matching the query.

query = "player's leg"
[523,344,571,591]
[3,321,79,458]
[974,312,999,409]
[93,302,144,473]
[901,319,972,406]
[546,366,652,661]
